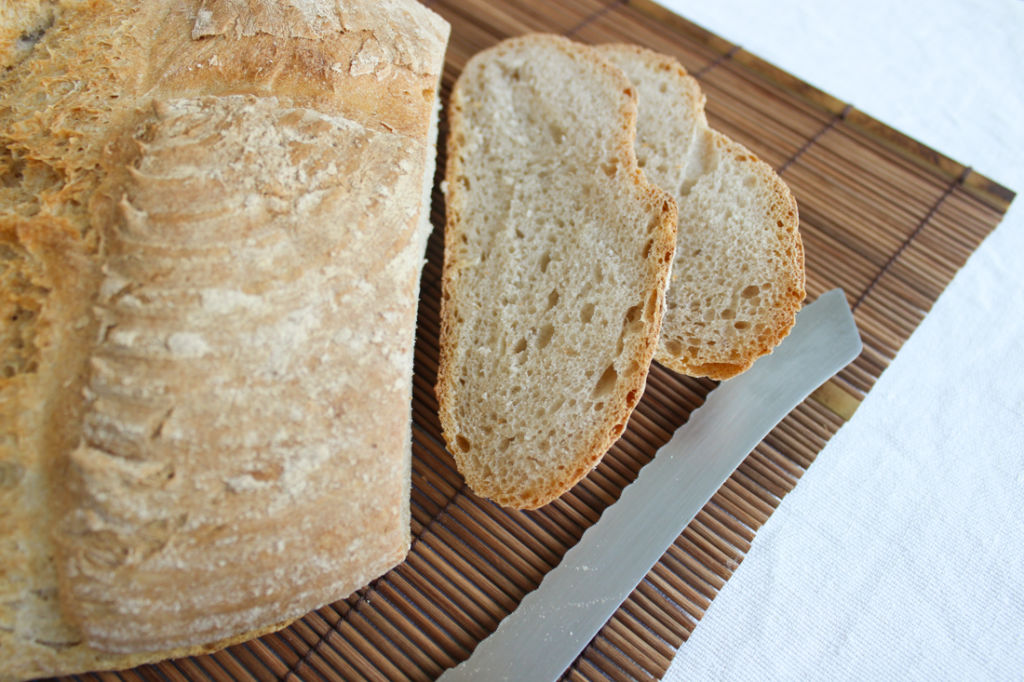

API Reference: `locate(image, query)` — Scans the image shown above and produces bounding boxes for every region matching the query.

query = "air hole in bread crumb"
[642,238,653,258]
[580,302,595,324]
[513,338,527,353]
[594,263,604,283]
[741,285,760,298]
[601,161,617,177]
[537,324,554,349]
[514,227,524,239]
[539,251,551,273]
[721,308,736,319]
[455,434,471,452]
[625,305,642,324]
[776,220,784,228]
[593,401,605,412]
[549,121,566,142]
[626,389,638,404]
[593,364,618,398]
[665,339,683,356]
[546,289,559,311]
[734,321,750,330]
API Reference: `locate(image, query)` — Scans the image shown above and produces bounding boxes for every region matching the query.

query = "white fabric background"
[648,1,1024,680]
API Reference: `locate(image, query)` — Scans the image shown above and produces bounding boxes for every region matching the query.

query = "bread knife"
[439,288,861,681]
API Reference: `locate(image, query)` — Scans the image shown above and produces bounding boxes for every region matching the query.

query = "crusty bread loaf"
[437,35,677,510]
[0,1,448,678]
[598,45,805,380]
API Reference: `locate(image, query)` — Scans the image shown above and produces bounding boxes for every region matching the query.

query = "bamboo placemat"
[60,1,1014,681]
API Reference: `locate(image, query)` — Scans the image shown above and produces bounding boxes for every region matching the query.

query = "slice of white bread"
[437,35,678,509]
[598,45,805,380]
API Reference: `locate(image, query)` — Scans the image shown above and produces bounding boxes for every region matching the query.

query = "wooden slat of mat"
[52,1,1013,681]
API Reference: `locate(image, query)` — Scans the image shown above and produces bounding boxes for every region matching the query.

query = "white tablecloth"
[650,1,1024,679]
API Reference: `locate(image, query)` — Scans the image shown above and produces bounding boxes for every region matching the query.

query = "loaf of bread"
[0,1,448,679]
[437,35,677,510]
[598,45,805,380]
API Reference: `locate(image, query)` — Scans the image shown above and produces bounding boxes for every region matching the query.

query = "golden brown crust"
[5,614,297,682]
[155,0,448,137]
[436,34,677,510]
[1,0,449,678]
[57,95,422,654]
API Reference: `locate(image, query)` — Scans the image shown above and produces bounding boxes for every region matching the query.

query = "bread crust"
[0,0,448,678]
[437,34,677,509]
[598,44,805,381]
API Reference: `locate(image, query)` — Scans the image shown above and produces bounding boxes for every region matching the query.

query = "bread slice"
[0,0,448,678]
[437,35,677,510]
[598,45,805,380]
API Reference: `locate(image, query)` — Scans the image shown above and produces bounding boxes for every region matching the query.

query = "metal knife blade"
[439,289,861,681]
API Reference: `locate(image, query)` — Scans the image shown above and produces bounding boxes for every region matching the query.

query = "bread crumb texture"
[0,0,448,678]
[599,45,805,380]
[438,35,676,510]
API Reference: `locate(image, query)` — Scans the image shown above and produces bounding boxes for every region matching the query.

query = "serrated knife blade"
[439,289,862,681]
